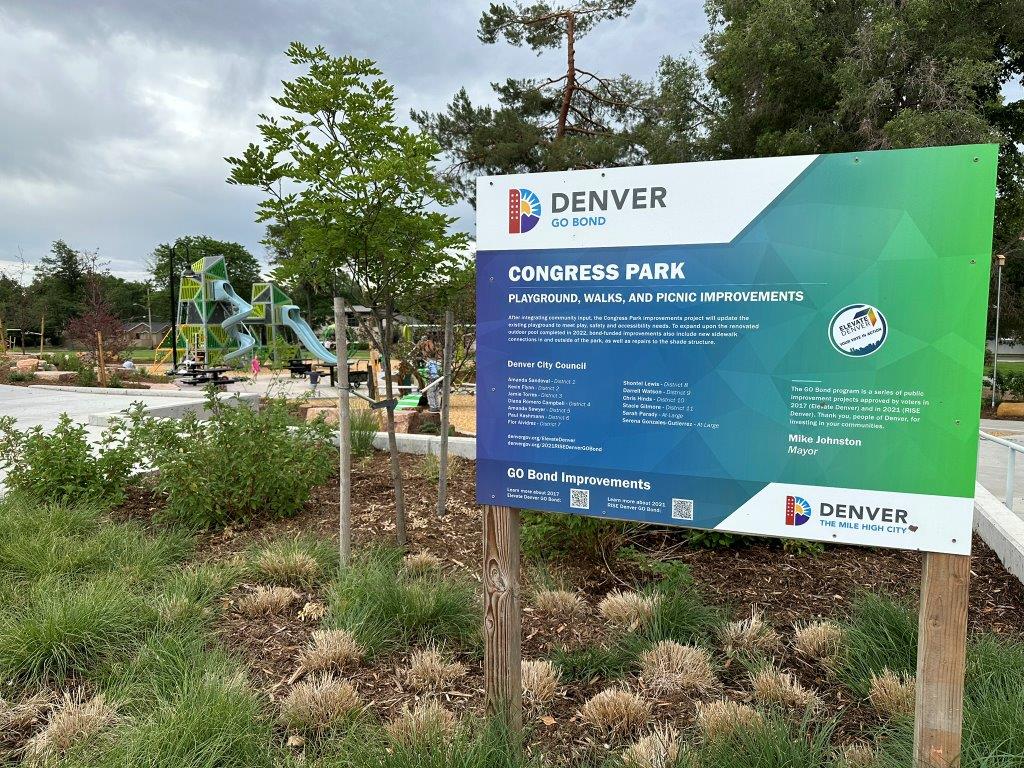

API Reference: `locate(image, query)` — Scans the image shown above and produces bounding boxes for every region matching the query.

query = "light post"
[169,245,178,371]
[993,253,1006,408]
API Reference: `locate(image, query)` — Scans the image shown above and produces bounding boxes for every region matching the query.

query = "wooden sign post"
[914,552,971,768]
[482,504,522,735]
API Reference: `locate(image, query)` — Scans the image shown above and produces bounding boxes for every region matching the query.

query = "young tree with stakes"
[227,43,466,549]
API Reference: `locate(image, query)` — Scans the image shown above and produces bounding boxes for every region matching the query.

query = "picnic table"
[173,366,239,388]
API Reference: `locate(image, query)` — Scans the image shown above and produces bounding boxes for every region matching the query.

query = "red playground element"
[508,189,521,234]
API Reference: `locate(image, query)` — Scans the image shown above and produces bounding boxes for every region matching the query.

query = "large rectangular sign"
[475,145,997,554]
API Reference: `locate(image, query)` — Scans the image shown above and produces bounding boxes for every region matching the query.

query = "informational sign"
[475,145,998,555]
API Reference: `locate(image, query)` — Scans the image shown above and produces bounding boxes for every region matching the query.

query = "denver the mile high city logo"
[508,185,668,233]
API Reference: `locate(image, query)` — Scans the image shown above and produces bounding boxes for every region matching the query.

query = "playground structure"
[156,255,336,366]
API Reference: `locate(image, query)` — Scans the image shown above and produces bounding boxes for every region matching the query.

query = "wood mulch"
[115,451,1024,762]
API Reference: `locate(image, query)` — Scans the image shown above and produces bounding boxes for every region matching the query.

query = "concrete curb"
[974,481,1024,585]
[370,431,477,459]
[30,384,206,398]
[88,392,260,426]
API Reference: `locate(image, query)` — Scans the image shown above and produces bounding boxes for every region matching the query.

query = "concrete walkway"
[977,418,1024,520]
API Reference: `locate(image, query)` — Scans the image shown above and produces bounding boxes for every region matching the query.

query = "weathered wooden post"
[914,552,971,768]
[483,504,522,735]
[437,309,455,516]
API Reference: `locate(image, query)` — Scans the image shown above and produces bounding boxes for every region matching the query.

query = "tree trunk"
[334,296,352,567]
[379,309,407,546]
[556,11,576,139]
[437,309,454,516]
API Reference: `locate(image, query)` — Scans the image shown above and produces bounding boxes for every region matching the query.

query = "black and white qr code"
[569,488,590,510]
[671,498,694,521]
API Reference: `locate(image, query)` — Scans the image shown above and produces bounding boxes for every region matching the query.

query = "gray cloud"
[0,1,708,281]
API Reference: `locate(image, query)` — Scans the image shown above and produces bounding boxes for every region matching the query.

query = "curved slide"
[280,304,338,364]
[211,280,257,362]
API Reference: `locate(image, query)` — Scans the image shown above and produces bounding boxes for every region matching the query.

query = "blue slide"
[211,280,256,362]
[280,304,337,364]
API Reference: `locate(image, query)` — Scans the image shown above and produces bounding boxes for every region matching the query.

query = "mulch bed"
[115,451,1024,761]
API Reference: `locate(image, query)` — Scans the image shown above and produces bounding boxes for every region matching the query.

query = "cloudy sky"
[0,1,709,282]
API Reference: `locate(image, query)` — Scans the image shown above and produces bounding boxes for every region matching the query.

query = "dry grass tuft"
[279,674,362,732]
[719,608,780,657]
[837,742,879,767]
[695,699,765,742]
[256,548,321,586]
[639,641,717,693]
[297,600,328,622]
[298,629,362,673]
[598,590,660,630]
[521,659,561,707]
[237,585,301,617]
[0,691,55,735]
[750,666,820,710]
[384,700,457,747]
[580,687,652,737]
[793,620,844,660]
[621,723,680,768]
[405,647,467,692]
[24,691,115,763]
[533,588,583,616]
[868,668,915,718]
[404,551,442,576]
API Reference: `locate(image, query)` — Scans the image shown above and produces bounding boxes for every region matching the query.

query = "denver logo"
[508,188,541,234]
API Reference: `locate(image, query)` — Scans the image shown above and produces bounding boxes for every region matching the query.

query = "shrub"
[349,408,378,459]
[521,511,636,559]
[328,548,479,655]
[77,365,97,386]
[0,414,136,504]
[125,395,334,528]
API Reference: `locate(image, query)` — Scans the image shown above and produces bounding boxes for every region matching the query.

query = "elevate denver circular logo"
[829,304,887,357]
[508,188,541,234]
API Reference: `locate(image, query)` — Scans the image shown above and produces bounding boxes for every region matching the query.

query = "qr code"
[671,498,694,521]
[569,488,590,510]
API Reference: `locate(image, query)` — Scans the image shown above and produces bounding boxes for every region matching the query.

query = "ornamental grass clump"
[598,590,659,630]
[638,640,717,693]
[404,646,466,692]
[533,588,582,616]
[621,723,680,768]
[521,659,561,707]
[279,674,361,734]
[793,620,844,661]
[719,608,780,658]
[580,687,651,737]
[384,700,457,748]
[868,668,915,718]
[236,586,300,617]
[749,666,820,710]
[298,629,362,673]
[23,691,116,764]
[695,699,764,742]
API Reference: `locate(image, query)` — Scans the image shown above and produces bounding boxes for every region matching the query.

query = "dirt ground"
[110,451,1024,762]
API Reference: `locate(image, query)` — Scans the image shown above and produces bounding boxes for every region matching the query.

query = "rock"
[34,370,77,383]
[304,406,338,425]
[996,401,1024,418]
[408,410,441,434]
[393,409,415,433]
[15,358,39,373]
